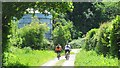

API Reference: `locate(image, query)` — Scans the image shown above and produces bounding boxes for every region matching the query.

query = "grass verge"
[3,46,56,67]
[75,49,118,66]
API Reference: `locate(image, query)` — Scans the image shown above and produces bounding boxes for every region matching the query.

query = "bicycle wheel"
[57,53,60,60]
[66,52,69,60]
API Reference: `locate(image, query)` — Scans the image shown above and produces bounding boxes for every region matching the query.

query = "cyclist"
[55,44,62,59]
[64,43,71,58]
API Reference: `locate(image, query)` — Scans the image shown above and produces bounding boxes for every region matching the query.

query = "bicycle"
[65,51,70,60]
[57,52,61,60]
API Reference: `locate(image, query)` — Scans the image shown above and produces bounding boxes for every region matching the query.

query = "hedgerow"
[84,15,120,57]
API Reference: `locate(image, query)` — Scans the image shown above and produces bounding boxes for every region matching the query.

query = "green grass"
[3,46,56,66]
[75,49,118,66]
[118,60,120,68]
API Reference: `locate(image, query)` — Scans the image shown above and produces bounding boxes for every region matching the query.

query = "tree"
[52,21,73,47]
[2,2,73,51]
[67,2,120,34]
[67,2,98,34]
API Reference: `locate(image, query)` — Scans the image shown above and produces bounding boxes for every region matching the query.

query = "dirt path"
[40,49,81,68]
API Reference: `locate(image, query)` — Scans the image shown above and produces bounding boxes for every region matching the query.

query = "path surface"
[40,49,81,68]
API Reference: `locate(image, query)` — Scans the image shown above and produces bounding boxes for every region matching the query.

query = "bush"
[19,23,49,49]
[110,15,120,57]
[23,47,32,53]
[84,16,119,57]
[7,20,49,50]
[5,20,22,52]
[95,23,112,56]
[70,38,85,49]
[71,28,83,39]
[84,28,98,51]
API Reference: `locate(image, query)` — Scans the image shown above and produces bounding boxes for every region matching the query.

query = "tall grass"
[75,49,118,66]
[3,46,56,67]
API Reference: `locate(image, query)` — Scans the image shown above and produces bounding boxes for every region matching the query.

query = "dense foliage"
[52,21,73,46]
[110,16,120,57]
[70,38,85,49]
[84,16,120,57]
[84,28,98,51]
[2,2,120,66]
[67,2,120,34]
[95,23,112,56]
[2,2,73,51]
[2,2,74,67]
[7,20,49,50]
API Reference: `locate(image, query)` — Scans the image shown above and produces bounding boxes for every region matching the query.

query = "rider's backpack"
[55,46,62,51]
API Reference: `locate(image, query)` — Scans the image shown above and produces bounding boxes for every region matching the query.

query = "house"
[18,13,52,40]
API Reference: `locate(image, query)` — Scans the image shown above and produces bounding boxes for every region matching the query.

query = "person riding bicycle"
[64,43,71,58]
[55,44,62,57]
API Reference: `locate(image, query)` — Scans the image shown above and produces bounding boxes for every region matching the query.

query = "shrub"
[84,16,120,57]
[95,22,112,56]
[70,38,85,49]
[19,22,49,49]
[71,28,83,39]
[95,16,120,57]
[84,28,98,51]
[7,20,22,51]
[7,20,49,50]
[110,15,120,57]
[83,16,120,58]
[23,47,32,53]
